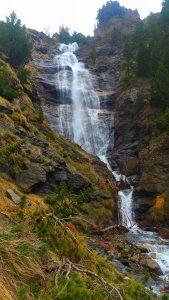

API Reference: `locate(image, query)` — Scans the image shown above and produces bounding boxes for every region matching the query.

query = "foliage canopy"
[0,12,32,68]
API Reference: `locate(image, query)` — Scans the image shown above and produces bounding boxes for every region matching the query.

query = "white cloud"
[0,0,163,36]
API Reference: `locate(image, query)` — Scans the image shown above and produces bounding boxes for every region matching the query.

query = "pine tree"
[123,40,134,77]
[151,63,169,108]
[58,26,71,44]
[137,44,151,77]
[0,12,32,68]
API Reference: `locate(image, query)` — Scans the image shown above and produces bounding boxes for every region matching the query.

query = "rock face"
[0,57,115,202]
[33,51,115,143]
[139,134,169,194]
[78,11,169,230]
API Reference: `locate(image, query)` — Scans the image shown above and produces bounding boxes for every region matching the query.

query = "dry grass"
[0,234,46,300]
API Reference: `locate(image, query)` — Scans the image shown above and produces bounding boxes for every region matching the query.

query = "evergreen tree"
[0,12,32,68]
[161,0,169,26]
[136,44,151,77]
[97,1,126,24]
[71,31,86,45]
[58,26,71,44]
[123,40,134,77]
[151,63,169,108]
[91,45,97,64]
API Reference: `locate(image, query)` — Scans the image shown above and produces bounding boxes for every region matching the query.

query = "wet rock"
[97,90,116,109]
[134,196,155,219]
[141,257,163,275]
[150,253,157,259]
[6,189,21,204]
[136,243,150,253]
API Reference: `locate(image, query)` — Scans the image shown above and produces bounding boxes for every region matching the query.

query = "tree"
[161,0,169,26]
[123,39,134,77]
[136,44,151,77]
[151,63,169,108]
[71,31,86,45]
[58,26,71,44]
[0,12,32,68]
[97,1,126,24]
[91,45,97,64]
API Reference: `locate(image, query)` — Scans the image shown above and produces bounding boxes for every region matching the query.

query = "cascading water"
[54,43,169,293]
[54,42,110,156]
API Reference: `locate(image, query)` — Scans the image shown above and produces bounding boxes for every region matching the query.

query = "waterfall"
[53,43,169,292]
[53,42,110,156]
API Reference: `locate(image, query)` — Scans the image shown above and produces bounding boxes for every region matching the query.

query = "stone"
[16,162,47,192]
[136,243,150,252]
[150,253,157,259]
[141,257,163,275]
[67,172,91,192]
[131,254,140,263]
[6,189,21,204]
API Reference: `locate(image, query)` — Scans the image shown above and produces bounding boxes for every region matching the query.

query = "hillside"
[0,10,156,300]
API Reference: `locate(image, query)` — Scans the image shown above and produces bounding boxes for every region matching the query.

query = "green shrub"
[135,94,145,115]
[151,63,169,109]
[30,282,41,298]
[17,243,30,256]
[155,109,169,132]
[17,284,28,300]
[121,74,137,90]
[20,195,27,209]
[0,66,20,101]
[44,182,93,218]
[45,193,77,218]
[46,272,105,300]
[17,67,31,84]
[38,107,45,123]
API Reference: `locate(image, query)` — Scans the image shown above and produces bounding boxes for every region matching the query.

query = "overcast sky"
[0,0,163,36]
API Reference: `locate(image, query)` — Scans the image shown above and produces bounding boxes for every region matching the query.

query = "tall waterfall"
[53,42,110,157]
[52,43,169,292]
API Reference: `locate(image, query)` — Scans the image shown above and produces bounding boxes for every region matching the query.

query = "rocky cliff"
[78,10,169,234]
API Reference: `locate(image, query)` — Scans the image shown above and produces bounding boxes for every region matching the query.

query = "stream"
[51,42,169,294]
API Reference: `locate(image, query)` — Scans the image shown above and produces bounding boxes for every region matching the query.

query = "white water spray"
[54,42,110,156]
